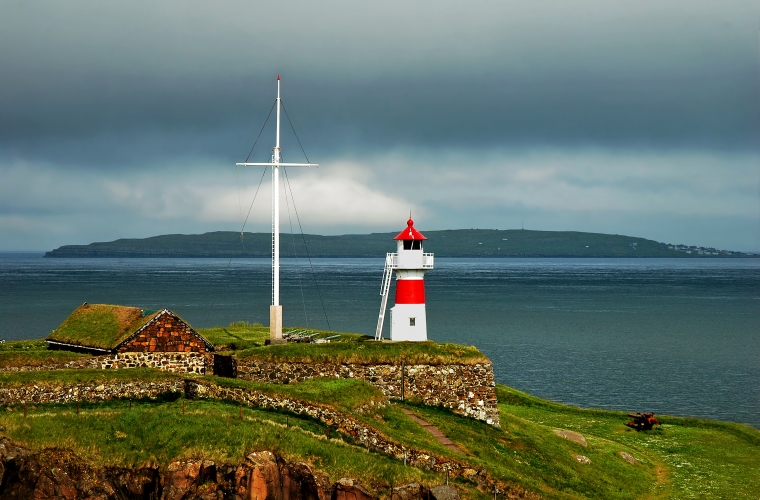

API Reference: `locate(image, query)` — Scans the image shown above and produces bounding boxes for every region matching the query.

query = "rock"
[393,482,430,500]
[429,485,459,500]
[333,477,377,500]
[246,451,283,500]
[107,467,161,498]
[283,462,322,500]
[573,454,591,464]
[164,459,203,500]
[553,429,588,447]
[618,451,638,465]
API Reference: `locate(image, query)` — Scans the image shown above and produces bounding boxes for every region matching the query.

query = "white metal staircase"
[374,253,395,340]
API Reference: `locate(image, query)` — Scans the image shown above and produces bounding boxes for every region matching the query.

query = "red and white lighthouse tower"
[375,217,434,341]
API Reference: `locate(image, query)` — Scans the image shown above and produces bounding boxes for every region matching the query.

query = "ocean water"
[1,254,758,427]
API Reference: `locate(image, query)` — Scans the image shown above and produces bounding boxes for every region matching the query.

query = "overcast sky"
[1,0,758,251]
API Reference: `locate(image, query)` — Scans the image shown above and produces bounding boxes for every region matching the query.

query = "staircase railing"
[375,253,395,340]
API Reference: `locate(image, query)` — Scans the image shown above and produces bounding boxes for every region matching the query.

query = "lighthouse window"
[403,240,422,250]
[409,317,416,326]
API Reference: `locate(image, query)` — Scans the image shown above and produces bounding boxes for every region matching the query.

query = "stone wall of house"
[106,352,206,374]
[0,379,184,405]
[120,313,208,353]
[235,360,500,427]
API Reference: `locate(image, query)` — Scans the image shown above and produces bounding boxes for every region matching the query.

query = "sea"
[1,254,758,428]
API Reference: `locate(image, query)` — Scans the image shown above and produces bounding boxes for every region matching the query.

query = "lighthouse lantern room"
[375,217,434,341]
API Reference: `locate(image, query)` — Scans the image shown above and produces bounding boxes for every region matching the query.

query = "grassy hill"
[1,331,759,498]
[1,370,758,499]
[43,229,738,258]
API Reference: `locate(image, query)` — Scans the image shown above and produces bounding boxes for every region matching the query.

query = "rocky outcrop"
[0,437,397,500]
[0,438,161,499]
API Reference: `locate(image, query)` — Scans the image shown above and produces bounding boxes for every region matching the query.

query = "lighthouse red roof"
[394,218,427,241]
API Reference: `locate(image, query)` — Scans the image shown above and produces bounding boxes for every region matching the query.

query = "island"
[44,229,751,258]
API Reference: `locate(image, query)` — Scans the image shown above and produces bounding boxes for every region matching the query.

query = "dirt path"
[400,408,466,454]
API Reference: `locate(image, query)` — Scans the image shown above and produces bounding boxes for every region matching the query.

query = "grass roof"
[46,303,158,350]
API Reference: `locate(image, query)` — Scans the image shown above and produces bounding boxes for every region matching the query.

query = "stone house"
[46,303,213,355]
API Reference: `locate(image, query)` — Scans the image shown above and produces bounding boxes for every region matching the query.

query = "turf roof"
[47,303,159,350]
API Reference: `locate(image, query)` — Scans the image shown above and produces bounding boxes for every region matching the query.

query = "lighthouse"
[375,217,434,341]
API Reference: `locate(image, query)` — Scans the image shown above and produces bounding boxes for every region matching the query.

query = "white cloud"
[1,148,758,251]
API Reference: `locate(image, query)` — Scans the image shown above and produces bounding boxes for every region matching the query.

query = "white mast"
[237,75,318,342]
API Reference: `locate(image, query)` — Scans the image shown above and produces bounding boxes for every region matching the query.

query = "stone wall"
[2,351,498,426]
[184,380,488,482]
[235,360,500,427]
[0,379,184,405]
[1,352,206,375]
[106,352,206,374]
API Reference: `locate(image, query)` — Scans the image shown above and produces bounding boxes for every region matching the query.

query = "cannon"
[626,412,661,431]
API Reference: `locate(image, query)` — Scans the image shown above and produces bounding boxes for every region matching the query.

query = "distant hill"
[43,229,745,258]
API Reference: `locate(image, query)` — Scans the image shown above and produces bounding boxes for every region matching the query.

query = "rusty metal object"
[626,412,661,431]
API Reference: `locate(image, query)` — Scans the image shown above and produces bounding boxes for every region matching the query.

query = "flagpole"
[236,76,318,343]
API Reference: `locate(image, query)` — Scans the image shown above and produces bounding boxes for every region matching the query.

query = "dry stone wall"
[184,380,489,482]
[1,352,206,375]
[235,360,500,427]
[2,352,498,426]
[106,352,206,374]
[0,379,184,405]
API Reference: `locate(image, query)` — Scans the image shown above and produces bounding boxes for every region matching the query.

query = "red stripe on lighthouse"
[395,280,425,304]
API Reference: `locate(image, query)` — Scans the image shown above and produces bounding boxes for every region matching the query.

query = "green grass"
[235,338,489,365]
[203,376,387,414]
[1,363,758,498]
[0,398,484,498]
[495,385,760,499]
[0,339,88,368]
[201,321,489,364]
[197,322,271,350]
[201,377,464,459]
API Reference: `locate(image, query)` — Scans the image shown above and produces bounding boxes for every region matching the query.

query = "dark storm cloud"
[0,0,757,167]
[1,0,758,252]
[2,70,756,167]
